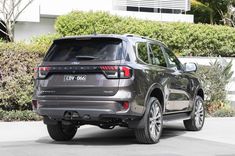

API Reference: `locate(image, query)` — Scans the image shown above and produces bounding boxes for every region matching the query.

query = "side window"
[164,48,182,70]
[149,44,167,67]
[137,42,149,64]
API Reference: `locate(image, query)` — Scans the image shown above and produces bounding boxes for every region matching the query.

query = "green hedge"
[31,33,62,52]
[55,11,235,57]
[0,42,43,111]
[0,109,42,121]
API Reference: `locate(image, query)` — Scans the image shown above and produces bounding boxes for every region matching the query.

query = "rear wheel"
[135,97,163,144]
[47,122,77,141]
[184,96,205,131]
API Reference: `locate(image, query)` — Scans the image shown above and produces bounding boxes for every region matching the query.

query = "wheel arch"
[195,87,204,100]
[128,83,165,129]
[144,83,165,113]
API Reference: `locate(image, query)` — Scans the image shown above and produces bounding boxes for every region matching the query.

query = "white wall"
[14,17,56,41]
[0,0,40,22]
[40,0,113,16]
[112,10,194,23]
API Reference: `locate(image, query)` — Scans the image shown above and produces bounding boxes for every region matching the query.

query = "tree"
[198,0,235,25]
[0,0,34,42]
[189,0,213,24]
[226,3,235,26]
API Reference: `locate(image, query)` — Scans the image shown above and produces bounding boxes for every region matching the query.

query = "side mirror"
[184,62,197,72]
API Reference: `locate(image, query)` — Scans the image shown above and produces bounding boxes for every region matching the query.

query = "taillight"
[100,66,118,79]
[34,66,51,79]
[119,66,131,78]
[100,66,132,79]
[33,67,38,79]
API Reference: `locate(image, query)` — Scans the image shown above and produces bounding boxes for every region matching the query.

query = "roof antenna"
[92,22,97,35]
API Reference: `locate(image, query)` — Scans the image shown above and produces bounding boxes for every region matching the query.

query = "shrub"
[0,42,42,111]
[0,42,47,55]
[211,105,235,117]
[55,11,235,57]
[55,11,122,36]
[196,58,234,114]
[0,109,42,121]
[31,33,62,52]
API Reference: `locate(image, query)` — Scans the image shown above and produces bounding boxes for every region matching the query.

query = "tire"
[135,97,163,144]
[184,96,205,131]
[47,122,77,141]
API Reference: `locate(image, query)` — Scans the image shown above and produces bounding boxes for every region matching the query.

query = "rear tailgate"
[36,37,124,96]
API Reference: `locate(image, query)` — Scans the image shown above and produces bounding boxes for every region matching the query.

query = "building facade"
[11,0,193,41]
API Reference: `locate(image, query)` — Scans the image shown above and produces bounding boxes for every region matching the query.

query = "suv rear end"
[33,35,141,127]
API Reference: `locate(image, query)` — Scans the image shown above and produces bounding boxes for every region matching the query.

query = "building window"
[127,6,154,12]
[126,7,181,14]
[140,7,154,12]
[114,0,190,14]
[127,6,138,11]
[160,9,173,13]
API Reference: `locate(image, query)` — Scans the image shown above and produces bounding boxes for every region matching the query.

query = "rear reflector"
[122,101,129,110]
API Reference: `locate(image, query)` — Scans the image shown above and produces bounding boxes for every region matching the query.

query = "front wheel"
[135,97,163,144]
[47,122,77,141]
[184,96,205,131]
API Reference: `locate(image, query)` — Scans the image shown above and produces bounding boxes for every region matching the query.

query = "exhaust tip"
[64,111,80,119]
[82,114,91,120]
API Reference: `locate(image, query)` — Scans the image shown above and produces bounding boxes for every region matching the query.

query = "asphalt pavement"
[0,117,235,156]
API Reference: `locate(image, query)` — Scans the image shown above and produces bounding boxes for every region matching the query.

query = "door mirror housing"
[184,62,197,72]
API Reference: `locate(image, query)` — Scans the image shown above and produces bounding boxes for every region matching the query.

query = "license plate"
[64,75,87,81]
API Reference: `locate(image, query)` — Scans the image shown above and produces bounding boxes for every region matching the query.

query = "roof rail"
[123,34,148,39]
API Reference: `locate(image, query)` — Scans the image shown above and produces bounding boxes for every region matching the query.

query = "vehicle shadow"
[36,122,187,146]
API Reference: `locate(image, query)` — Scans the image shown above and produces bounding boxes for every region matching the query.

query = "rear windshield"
[44,38,123,62]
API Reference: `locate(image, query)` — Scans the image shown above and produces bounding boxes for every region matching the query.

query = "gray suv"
[33,34,205,144]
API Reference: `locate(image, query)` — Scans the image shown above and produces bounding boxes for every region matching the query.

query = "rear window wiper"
[75,55,98,60]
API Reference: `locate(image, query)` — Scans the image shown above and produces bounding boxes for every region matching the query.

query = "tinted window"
[137,42,149,64]
[44,38,123,62]
[149,44,167,67]
[164,48,182,70]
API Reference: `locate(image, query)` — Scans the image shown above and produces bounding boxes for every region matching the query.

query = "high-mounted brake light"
[99,66,132,79]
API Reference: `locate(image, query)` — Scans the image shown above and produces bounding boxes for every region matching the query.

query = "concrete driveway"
[0,117,235,156]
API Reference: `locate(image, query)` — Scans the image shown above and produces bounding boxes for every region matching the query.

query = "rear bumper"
[33,98,144,121]
[33,88,145,120]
